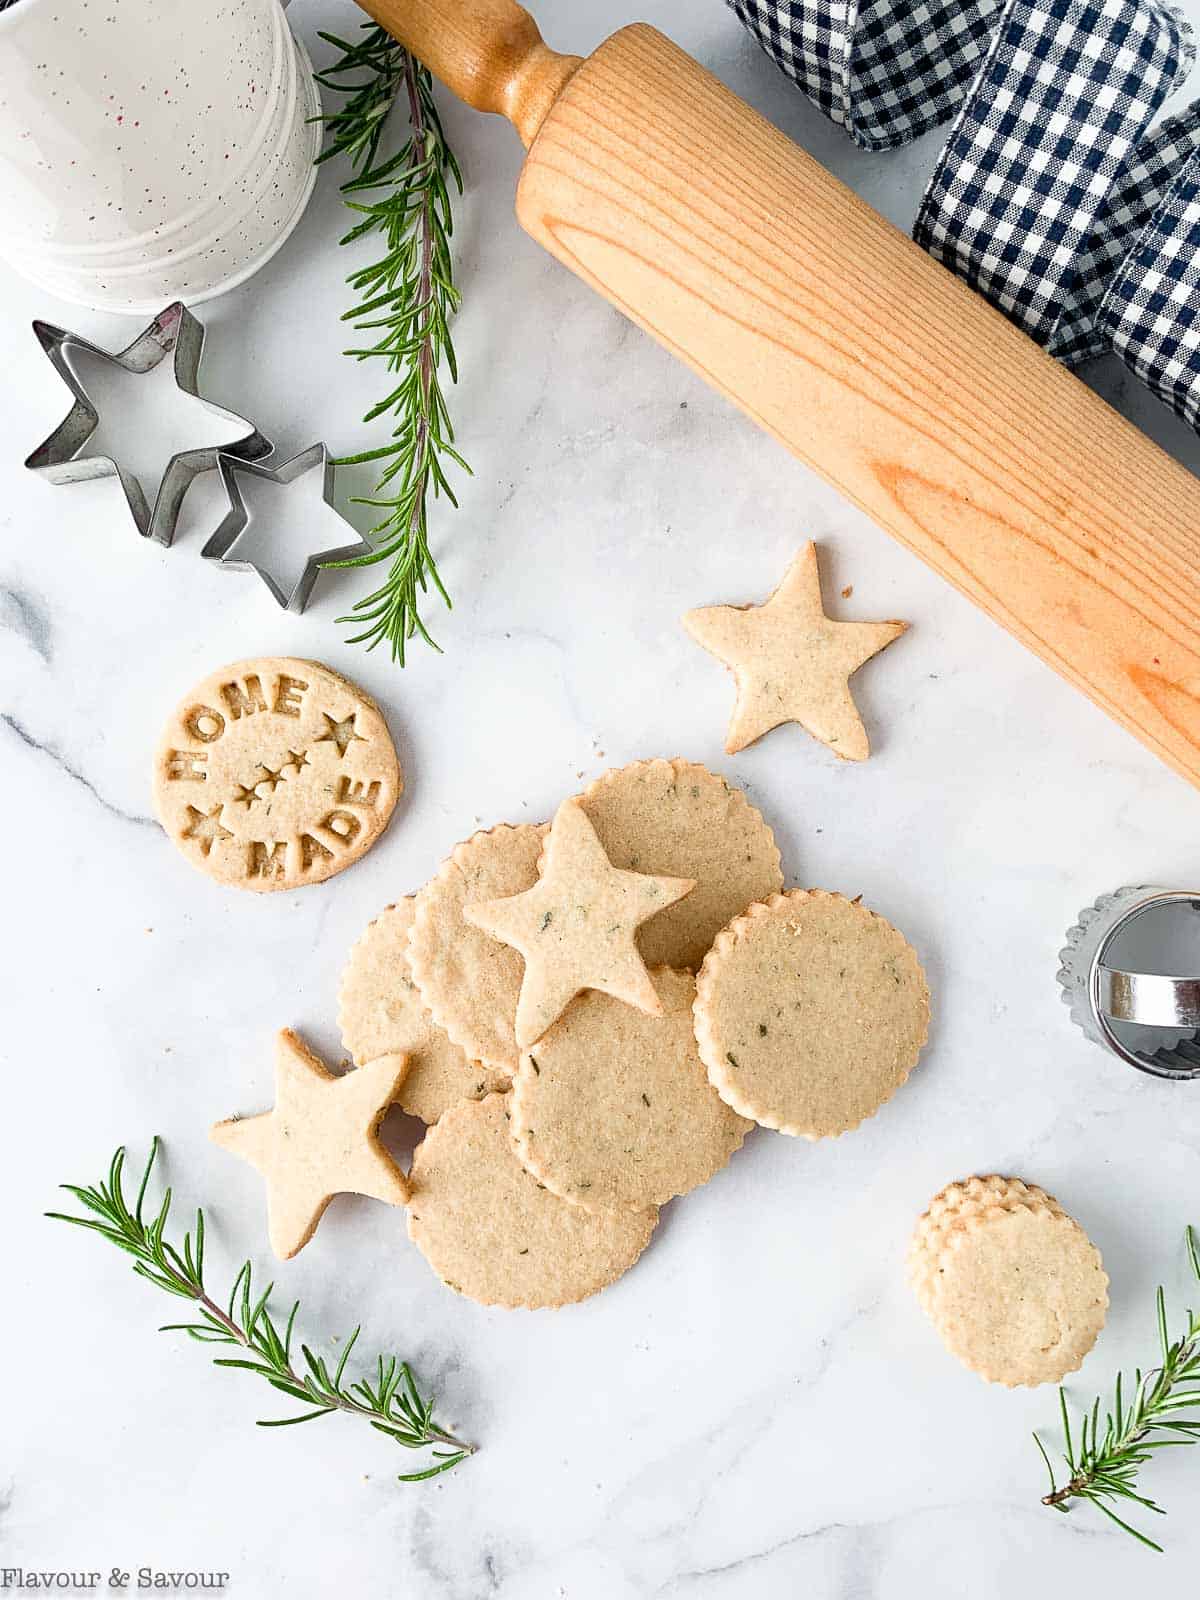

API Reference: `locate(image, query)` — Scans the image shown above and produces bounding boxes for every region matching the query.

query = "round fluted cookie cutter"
[1059,886,1200,1079]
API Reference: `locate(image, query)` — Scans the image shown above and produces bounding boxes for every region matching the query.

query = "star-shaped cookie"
[463,797,695,1048]
[682,543,907,761]
[210,1029,410,1259]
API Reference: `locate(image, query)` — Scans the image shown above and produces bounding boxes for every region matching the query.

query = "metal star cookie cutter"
[201,443,373,613]
[1058,885,1200,1079]
[25,301,271,546]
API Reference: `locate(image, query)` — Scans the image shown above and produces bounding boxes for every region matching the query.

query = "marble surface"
[4,0,1200,1594]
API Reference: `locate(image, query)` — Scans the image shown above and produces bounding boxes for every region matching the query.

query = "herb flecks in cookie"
[211,1030,410,1260]
[407,823,549,1076]
[579,759,782,970]
[464,798,694,1049]
[407,1094,657,1309]
[694,889,929,1138]
[510,971,750,1214]
[339,898,506,1124]
[682,543,907,760]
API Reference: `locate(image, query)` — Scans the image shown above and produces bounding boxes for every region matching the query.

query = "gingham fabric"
[729,0,1200,432]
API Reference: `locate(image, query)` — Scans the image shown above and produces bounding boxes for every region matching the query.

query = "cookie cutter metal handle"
[1096,966,1200,1029]
[1058,886,1200,1079]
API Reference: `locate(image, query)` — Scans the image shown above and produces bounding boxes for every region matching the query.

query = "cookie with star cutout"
[153,657,401,892]
[683,543,907,761]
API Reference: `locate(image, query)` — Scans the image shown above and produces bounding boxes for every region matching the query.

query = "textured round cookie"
[909,1191,1109,1386]
[694,889,929,1138]
[511,969,751,1214]
[339,899,508,1124]
[407,1094,658,1308]
[578,758,783,969]
[922,1175,1060,1226]
[908,1178,1065,1312]
[407,824,549,1077]
[153,657,400,892]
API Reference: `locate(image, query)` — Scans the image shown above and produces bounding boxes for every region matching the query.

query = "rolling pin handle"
[355,0,582,147]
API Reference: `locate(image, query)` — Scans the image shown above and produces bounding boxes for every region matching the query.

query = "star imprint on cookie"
[182,803,233,856]
[463,797,695,1048]
[317,711,365,759]
[682,542,907,760]
[210,1029,410,1259]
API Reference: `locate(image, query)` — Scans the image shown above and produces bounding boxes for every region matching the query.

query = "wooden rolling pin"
[358,0,1200,790]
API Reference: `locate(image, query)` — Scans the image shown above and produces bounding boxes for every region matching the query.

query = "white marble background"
[4,0,1200,1594]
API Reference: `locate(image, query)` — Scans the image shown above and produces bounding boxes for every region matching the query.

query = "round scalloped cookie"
[510,969,751,1214]
[406,1094,658,1308]
[407,823,549,1078]
[908,1178,1065,1311]
[911,1178,1065,1261]
[694,889,929,1138]
[339,899,508,1124]
[577,758,782,970]
[922,1175,1060,1224]
[153,656,401,892]
[913,1200,1108,1386]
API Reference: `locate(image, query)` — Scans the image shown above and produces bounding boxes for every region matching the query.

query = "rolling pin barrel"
[355,0,1200,794]
[357,0,581,146]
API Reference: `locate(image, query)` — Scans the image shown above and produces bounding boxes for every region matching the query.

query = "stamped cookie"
[464,798,695,1048]
[511,969,751,1214]
[578,758,783,970]
[407,823,549,1077]
[407,1093,658,1308]
[694,889,929,1138]
[908,1177,1108,1386]
[682,543,907,760]
[154,657,400,892]
[210,1029,410,1259]
[339,899,507,1124]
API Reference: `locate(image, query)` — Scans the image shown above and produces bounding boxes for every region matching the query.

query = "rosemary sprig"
[1034,1227,1200,1550]
[48,1140,474,1480]
[315,24,468,664]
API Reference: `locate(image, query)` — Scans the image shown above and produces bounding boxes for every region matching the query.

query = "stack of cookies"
[336,757,932,1309]
[908,1177,1109,1385]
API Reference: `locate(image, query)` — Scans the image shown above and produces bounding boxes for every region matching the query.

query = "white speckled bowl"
[0,0,320,313]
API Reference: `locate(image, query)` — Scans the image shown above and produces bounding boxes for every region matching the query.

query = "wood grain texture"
[358,0,580,146]
[510,25,1200,790]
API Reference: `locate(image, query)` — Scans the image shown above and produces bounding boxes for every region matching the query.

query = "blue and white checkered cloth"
[730,0,1200,429]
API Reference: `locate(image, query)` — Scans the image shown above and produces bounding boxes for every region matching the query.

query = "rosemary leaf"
[316,23,469,664]
[1034,1226,1200,1550]
[48,1139,474,1480]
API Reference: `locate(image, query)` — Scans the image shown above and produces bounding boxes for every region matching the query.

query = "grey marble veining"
[3,0,1200,1595]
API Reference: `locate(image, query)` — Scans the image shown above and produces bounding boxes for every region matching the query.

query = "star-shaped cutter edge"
[200,442,374,613]
[24,300,272,547]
